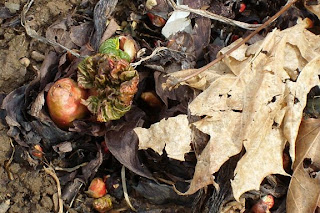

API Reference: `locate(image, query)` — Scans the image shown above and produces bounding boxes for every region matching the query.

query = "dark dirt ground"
[0,0,94,212]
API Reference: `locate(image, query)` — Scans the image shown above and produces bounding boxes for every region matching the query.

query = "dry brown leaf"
[179,111,242,195]
[218,39,252,76]
[232,128,288,200]
[171,60,233,91]
[283,56,320,164]
[231,71,288,200]
[287,118,320,213]
[147,18,320,202]
[180,18,320,200]
[134,115,191,161]
[188,75,243,115]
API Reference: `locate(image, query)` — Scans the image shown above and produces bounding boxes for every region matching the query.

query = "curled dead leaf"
[287,118,320,213]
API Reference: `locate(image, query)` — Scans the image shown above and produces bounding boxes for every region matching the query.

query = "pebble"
[0,199,10,213]
[31,51,45,62]
[70,0,80,5]
[19,57,30,67]
[4,2,20,13]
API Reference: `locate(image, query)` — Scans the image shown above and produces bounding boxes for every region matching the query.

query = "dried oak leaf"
[287,118,320,213]
[134,114,191,161]
[175,18,320,200]
[46,16,77,53]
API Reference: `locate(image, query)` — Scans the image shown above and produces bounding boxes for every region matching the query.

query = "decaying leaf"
[134,114,191,161]
[167,18,320,200]
[304,0,320,20]
[287,118,320,213]
[105,107,153,179]
[179,111,242,195]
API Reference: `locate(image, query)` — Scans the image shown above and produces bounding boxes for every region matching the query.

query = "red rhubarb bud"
[46,78,88,129]
[119,35,139,62]
[31,144,43,158]
[239,3,246,13]
[250,195,274,213]
[86,178,107,198]
[147,13,166,27]
[77,54,139,122]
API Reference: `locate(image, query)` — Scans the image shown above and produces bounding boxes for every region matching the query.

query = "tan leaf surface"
[218,39,252,76]
[170,60,233,91]
[179,111,242,195]
[283,56,320,164]
[287,118,320,213]
[182,18,320,199]
[134,114,191,161]
[232,128,288,200]
[231,71,288,200]
[188,75,243,115]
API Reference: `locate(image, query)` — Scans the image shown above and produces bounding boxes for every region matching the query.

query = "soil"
[0,0,89,212]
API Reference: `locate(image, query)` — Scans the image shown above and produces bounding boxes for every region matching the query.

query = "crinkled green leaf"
[99,37,131,62]
[99,37,119,53]
[78,57,95,89]
[77,53,139,122]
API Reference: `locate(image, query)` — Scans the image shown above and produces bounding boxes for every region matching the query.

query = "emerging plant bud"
[46,78,88,129]
[86,178,107,198]
[92,195,113,213]
[31,144,43,158]
[141,91,163,108]
[101,141,109,154]
[147,12,166,27]
[119,35,139,62]
[250,195,274,213]
[77,54,139,122]
[99,36,139,62]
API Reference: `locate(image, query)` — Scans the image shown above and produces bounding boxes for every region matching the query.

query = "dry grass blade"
[121,166,137,212]
[166,0,260,30]
[4,138,15,181]
[54,162,88,173]
[44,166,63,213]
[130,47,168,68]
